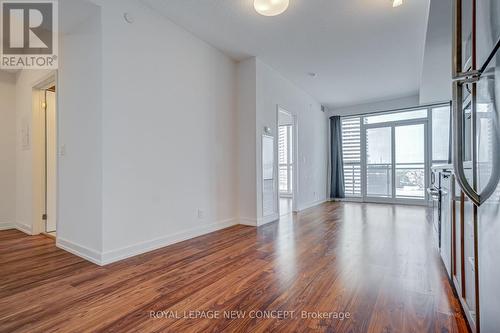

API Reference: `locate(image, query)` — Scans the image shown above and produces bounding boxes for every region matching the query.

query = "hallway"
[279,197,293,216]
[0,202,468,332]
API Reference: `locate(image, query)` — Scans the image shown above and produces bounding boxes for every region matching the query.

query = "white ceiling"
[141,0,430,109]
[60,0,100,34]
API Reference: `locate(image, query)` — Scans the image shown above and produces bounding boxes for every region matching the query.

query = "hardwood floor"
[0,202,469,332]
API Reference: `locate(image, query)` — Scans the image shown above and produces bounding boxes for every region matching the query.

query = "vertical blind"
[279,125,293,194]
[341,117,362,197]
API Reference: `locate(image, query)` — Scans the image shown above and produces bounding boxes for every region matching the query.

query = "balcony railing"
[344,163,425,199]
[366,163,425,198]
[344,164,361,196]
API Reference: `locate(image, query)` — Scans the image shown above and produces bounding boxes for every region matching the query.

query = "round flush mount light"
[392,0,403,7]
[254,0,289,16]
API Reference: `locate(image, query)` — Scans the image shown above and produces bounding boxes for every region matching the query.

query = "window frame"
[338,103,451,204]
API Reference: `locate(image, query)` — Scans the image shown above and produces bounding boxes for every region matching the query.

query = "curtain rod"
[332,100,451,118]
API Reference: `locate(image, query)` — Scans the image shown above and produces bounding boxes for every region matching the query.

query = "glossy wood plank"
[0,202,469,332]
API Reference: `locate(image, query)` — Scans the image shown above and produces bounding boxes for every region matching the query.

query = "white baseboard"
[257,213,279,226]
[100,218,238,265]
[298,198,327,212]
[56,238,102,266]
[239,217,257,226]
[15,222,33,235]
[0,221,14,230]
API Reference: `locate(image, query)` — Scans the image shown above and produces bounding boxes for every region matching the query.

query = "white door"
[45,90,57,233]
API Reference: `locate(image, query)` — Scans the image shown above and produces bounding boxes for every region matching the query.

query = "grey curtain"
[330,116,345,198]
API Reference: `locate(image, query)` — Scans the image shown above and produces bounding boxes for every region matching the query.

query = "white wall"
[236,58,257,225]
[235,57,329,226]
[57,0,103,261]
[255,59,328,218]
[4,0,329,265]
[94,1,327,260]
[3,1,104,262]
[238,57,328,225]
[419,0,452,104]
[0,71,16,230]
[97,0,238,262]
[327,94,420,117]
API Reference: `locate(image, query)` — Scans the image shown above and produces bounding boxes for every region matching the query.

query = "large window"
[395,124,425,198]
[364,109,428,125]
[432,106,451,164]
[340,104,450,203]
[279,125,293,195]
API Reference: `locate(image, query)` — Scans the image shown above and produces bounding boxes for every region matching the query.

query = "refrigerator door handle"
[451,0,500,207]
[452,79,500,206]
[451,80,481,206]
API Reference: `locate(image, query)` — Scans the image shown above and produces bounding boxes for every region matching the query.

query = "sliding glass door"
[366,126,393,198]
[363,120,428,204]
[395,124,426,199]
[340,105,450,203]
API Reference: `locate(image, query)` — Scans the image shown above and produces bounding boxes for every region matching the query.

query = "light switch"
[59,144,66,157]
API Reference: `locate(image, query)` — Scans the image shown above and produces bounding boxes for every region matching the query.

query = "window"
[339,104,451,203]
[364,109,427,125]
[279,125,293,195]
[366,126,392,198]
[341,117,361,197]
[431,106,451,163]
[395,124,425,198]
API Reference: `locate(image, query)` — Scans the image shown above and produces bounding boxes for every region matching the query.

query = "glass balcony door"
[395,123,426,199]
[363,120,427,203]
[365,126,393,198]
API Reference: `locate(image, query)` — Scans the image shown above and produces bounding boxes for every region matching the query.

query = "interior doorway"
[34,78,57,237]
[43,86,57,235]
[278,107,296,216]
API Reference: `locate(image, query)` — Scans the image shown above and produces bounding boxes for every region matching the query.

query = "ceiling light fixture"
[392,0,403,7]
[254,0,289,16]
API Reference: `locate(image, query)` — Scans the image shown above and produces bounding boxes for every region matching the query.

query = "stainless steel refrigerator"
[452,1,500,332]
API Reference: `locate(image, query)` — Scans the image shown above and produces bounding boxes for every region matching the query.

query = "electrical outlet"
[197,209,204,219]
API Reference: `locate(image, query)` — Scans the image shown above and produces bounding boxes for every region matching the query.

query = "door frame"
[32,73,58,236]
[361,118,429,205]
[276,106,298,214]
